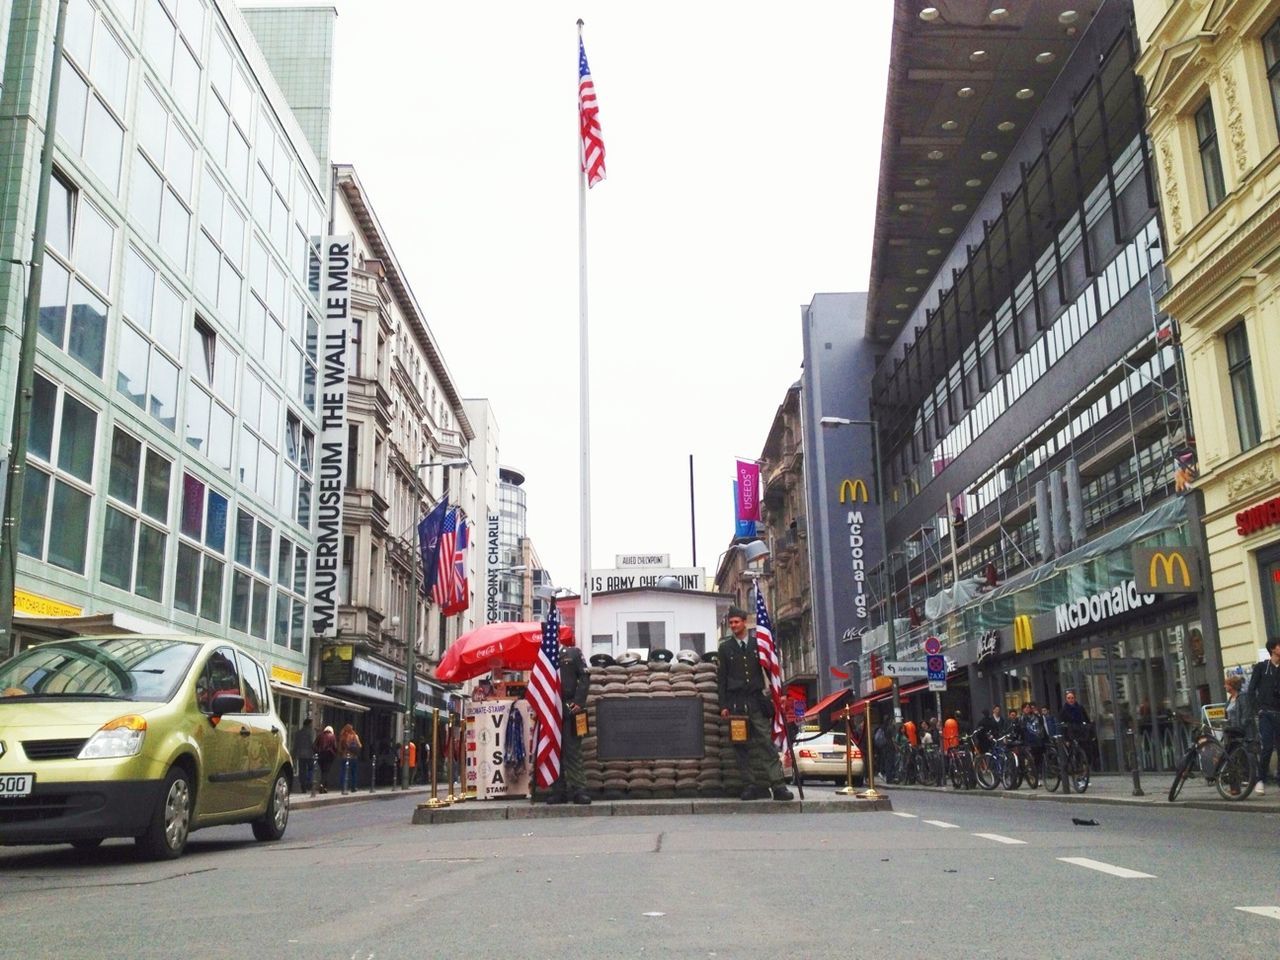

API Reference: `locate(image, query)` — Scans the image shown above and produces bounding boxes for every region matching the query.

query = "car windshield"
[0,638,199,702]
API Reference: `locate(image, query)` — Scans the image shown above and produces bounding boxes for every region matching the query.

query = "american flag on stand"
[754,585,787,751]
[431,509,459,607]
[528,605,563,788]
[578,37,606,188]
[442,520,470,616]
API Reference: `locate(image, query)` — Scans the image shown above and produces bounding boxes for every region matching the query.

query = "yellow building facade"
[1137,0,1280,672]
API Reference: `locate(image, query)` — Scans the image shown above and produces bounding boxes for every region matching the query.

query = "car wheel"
[252,770,291,842]
[137,767,192,861]
[70,838,104,850]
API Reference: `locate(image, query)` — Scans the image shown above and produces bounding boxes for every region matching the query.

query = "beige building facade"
[1137,0,1280,670]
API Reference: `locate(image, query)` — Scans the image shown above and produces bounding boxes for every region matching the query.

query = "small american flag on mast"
[431,509,458,607]
[528,604,563,788]
[578,34,606,188]
[754,585,787,751]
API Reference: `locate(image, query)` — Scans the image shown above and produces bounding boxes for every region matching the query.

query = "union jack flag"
[528,605,563,789]
[579,37,606,188]
[754,585,787,751]
[431,509,458,607]
[442,520,470,617]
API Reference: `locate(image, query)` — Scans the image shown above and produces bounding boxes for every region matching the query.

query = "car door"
[235,652,280,811]
[194,646,251,816]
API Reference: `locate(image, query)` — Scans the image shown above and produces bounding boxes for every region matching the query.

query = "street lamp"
[819,416,900,720]
[402,456,470,788]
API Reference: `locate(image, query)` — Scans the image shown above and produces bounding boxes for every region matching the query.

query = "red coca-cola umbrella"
[433,621,573,683]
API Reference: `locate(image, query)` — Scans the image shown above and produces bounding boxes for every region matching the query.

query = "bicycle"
[1043,724,1090,794]
[1011,737,1041,789]
[976,734,1020,790]
[947,736,978,789]
[1167,725,1256,802]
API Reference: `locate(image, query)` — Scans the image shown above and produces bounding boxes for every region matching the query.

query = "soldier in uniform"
[548,627,592,805]
[717,605,794,801]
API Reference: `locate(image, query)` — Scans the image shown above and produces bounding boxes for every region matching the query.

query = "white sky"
[258,0,893,587]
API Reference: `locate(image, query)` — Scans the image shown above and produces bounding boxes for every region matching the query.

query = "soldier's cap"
[727,606,749,620]
[647,648,673,663]
[589,653,616,667]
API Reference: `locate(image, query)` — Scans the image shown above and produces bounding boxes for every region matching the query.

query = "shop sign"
[1133,546,1201,594]
[311,234,354,638]
[976,629,1000,663]
[13,589,82,618]
[588,568,705,591]
[319,644,354,686]
[1053,580,1155,635]
[1235,494,1280,537]
[485,512,501,623]
[847,506,868,621]
[616,554,669,568]
[270,664,304,685]
[469,699,535,799]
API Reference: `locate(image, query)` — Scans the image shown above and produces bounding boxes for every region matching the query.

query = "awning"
[803,688,851,720]
[270,680,370,713]
[13,610,180,638]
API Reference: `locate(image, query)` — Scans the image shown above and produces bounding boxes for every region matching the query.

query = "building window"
[1225,322,1262,451]
[247,235,289,380]
[130,80,194,269]
[184,315,236,469]
[142,0,205,121]
[175,473,229,621]
[118,246,183,432]
[591,635,612,656]
[231,508,273,639]
[252,108,294,260]
[1266,21,1280,144]
[1195,98,1226,211]
[679,632,706,654]
[238,368,280,503]
[205,27,253,195]
[625,621,665,650]
[272,534,307,651]
[40,173,113,377]
[196,166,246,330]
[101,427,170,601]
[58,0,129,193]
[18,375,97,574]
[284,411,314,527]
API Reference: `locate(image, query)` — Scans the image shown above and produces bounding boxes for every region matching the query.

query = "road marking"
[972,833,1026,845]
[922,819,959,829]
[890,812,918,818]
[1057,857,1154,879]
[1235,906,1280,921]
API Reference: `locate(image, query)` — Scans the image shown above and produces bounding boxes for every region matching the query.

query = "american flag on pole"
[578,37,606,188]
[754,585,787,751]
[442,519,470,617]
[528,605,563,788]
[431,509,458,607]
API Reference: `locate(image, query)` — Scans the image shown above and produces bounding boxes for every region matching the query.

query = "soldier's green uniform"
[717,616,790,801]
[550,642,591,804]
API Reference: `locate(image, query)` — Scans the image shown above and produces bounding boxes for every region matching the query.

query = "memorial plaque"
[596,696,704,760]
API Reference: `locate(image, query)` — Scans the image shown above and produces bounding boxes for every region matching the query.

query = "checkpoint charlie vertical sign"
[311,235,353,637]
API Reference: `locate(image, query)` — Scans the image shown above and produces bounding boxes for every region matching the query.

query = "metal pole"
[858,698,882,800]
[576,19,594,659]
[689,454,697,568]
[422,709,447,809]
[871,421,900,722]
[836,707,858,796]
[0,0,72,657]
[403,546,418,789]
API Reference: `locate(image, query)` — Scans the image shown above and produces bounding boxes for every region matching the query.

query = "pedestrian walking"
[875,715,897,782]
[547,626,592,805]
[717,605,793,801]
[338,723,362,794]
[292,717,316,792]
[314,724,337,793]
[1247,637,1280,795]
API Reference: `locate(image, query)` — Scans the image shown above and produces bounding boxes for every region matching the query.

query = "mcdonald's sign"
[838,478,870,503]
[1132,546,1200,594]
[1013,615,1034,654]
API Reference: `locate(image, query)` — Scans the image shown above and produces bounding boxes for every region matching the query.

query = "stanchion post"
[836,707,858,796]
[370,754,377,794]
[420,708,448,809]
[857,698,883,800]
[1127,727,1144,796]
[309,755,318,798]
[444,714,457,803]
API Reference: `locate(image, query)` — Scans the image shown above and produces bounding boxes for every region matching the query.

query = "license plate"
[0,774,34,798]
[822,751,843,759]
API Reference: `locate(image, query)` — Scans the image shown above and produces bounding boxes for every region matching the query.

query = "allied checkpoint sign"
[311,234,353,637]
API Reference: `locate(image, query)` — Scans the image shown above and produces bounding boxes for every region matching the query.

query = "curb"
[292,787,437,811]
[411,796,894,824]
[882,781,1280,815]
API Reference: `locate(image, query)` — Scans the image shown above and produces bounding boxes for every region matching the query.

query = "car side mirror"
[210,693,245,717]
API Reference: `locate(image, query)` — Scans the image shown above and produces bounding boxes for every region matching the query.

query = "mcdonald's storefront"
[956,515,1221,776]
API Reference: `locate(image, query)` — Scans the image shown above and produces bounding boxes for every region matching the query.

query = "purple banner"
[736,460,760,522]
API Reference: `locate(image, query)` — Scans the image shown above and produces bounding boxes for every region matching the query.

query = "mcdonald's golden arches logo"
[1132,546,1200,594]
[838,478,870,503]
[1013,615,1034,653]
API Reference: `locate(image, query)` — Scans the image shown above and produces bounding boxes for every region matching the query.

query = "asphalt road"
[2,785,1277,959]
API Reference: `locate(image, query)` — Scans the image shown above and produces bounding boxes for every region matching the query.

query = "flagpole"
[576,17,593,652]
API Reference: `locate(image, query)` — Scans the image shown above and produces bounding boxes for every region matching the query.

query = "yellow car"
[0,634,292,859]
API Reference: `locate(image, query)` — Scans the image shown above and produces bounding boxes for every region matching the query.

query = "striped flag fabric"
[442,520,470,617]
[431,509,459,607]
[418,499,450,597]
[754,585,787,752]
[578,37,606,188]
[527,605,563,789]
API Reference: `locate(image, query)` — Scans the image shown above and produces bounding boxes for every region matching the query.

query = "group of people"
[870,692,1092,783]
[290,719,364,794]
